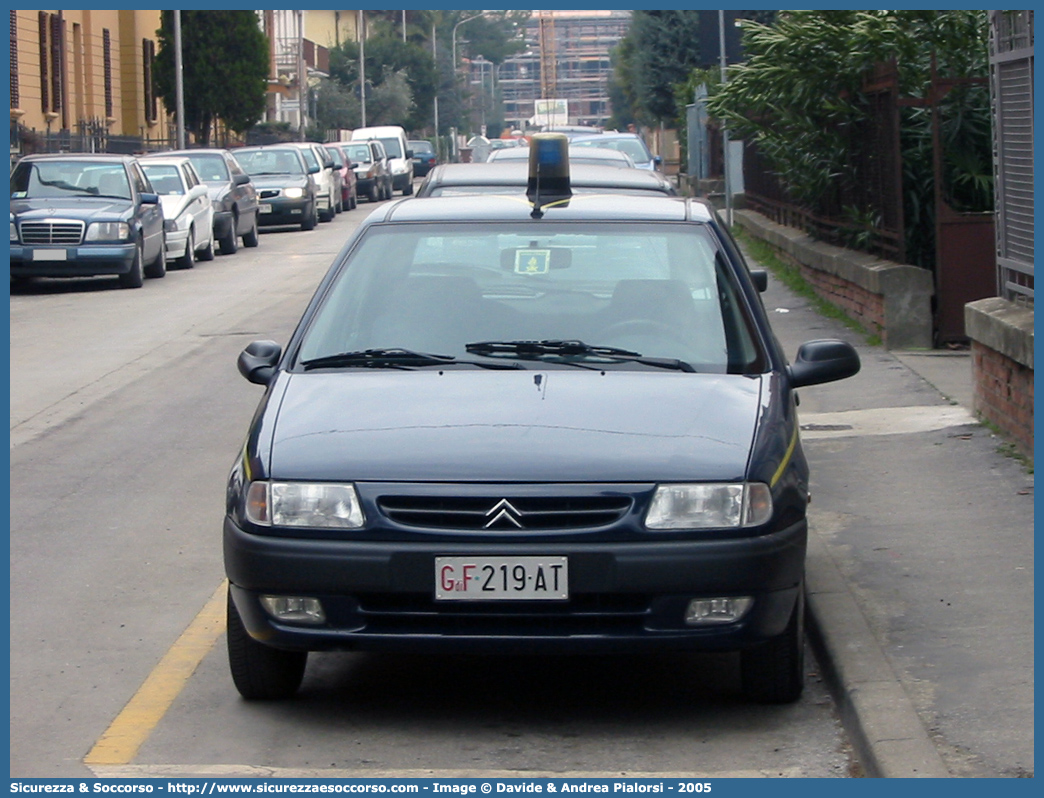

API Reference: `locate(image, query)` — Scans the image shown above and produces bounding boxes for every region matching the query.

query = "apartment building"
[492,10,632,130]
[10,9,169,155]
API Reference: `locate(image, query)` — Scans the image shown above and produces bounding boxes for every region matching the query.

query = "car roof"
[419,162,675,194]
[139,154,192,165]
[164,148,232,156]
[18,153,135,163]
[370,193,714,225]
[488,146,631,163]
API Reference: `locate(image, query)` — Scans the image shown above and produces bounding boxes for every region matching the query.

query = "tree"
[329,37,431,132]
[154,11,269,145]
[704,10,991,267]
[625,11,704,125]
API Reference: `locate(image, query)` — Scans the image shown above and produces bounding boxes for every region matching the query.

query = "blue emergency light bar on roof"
[527,133,572,217]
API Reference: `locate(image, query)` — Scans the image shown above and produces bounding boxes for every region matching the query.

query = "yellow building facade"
[10,9,169,145]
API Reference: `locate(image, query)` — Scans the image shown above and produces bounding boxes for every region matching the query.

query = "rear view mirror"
[238,340,282,386]
[788,340,860,388]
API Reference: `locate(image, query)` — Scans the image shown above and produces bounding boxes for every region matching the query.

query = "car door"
[131,161,164,262]
[182,163,212,240]
[226,151,258,233]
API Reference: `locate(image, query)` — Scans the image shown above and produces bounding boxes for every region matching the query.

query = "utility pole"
[432,24,440,142]
[358,10,366,127]
[297,10,306,141]
[719,10,732,227]
[174,11,185,149]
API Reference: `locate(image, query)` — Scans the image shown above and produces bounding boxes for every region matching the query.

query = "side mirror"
[750,269,768,293]
[140,192,159,205]
[405,149,414,159]
[238,340,282,386]
[189,185,208,200]
[308,164,320,174]
[233,173,251,186]
[653,155,663,167]
[349,162,359,169]
[788,339,861,388]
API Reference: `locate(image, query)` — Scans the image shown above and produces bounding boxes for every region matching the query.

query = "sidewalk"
[755,262,1035,777]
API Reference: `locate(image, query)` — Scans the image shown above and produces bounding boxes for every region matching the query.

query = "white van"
[351,126,414,196]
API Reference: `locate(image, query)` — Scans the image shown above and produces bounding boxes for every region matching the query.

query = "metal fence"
[742,61,906,264]
[11,121,176,167]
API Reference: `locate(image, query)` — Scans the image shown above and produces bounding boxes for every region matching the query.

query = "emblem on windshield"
[484,499,524,528]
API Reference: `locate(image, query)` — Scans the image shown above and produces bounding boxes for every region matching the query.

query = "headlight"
[283,187,304,199]
[85,222,130,242]
[11,221,18,242]
[245,481,364,529]
[645,483,773,529]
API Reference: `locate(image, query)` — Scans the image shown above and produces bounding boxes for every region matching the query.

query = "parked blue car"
[10,153,166,288]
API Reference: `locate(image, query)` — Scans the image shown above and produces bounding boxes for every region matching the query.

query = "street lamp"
[452,12,487,77]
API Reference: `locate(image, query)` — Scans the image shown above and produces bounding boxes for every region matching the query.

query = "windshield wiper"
[300,348,523,371]
[465,339,697,372]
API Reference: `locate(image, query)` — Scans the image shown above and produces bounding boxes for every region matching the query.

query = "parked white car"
[283,142,338,222]
[139,156,215,268]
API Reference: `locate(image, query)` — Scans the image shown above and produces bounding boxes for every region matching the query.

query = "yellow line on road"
[84,581,227,766]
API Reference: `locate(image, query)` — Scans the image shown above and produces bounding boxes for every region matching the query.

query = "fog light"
[260,595,326,625]
[684,597,753,626]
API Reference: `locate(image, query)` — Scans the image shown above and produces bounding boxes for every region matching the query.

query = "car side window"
[130,163,150,195]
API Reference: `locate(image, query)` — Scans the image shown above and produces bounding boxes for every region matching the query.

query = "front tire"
[144,238,167,279]
[300,202,317,231]
[198,231,216,261]
[178,229,196,269]
[740,585,805,704]
[402,178,413,196]
[242,212,260,248]
[118,240,145,288]
[219,214,239,255]
[226,588,307,700]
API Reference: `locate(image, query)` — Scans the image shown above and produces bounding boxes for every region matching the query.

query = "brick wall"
[965,297,1034,461]
[735,209,933,349]
[971,342,1034,457]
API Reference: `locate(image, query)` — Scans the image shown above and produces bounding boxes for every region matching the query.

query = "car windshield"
[11,161,131,200]
[296,222,766,374]
[573,137,651,164]
[235,149,304,176]
[346,144,373,164]
[378,137,402,159]
[141,164,185,195]
[186,154,230,182]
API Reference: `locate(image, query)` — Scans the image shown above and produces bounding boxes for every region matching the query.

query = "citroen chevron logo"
[484,499,524,529]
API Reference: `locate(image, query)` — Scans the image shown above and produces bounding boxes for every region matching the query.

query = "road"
[10,190,856,779]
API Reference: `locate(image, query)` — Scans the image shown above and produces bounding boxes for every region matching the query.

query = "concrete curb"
[805,530,951,778]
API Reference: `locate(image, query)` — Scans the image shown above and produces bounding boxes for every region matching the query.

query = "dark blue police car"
[224,135,860,703]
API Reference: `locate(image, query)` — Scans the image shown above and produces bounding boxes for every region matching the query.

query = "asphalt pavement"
[749,249,1035,778]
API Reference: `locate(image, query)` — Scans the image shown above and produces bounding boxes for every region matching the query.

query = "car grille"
[258,189,281,199]
[377,495,632,531]
[19,221,85,246]
[354,592,651,635]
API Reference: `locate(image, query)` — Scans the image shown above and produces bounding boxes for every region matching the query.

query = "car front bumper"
[10,243,138,277]
[256,198,311,226]
[224,515,806,654]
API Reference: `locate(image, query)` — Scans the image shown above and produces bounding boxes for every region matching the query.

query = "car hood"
[204,183,233,201]
[247,175,309,190]
[11,196,134,220]
[265,370,762,483]
[157,194,192,219]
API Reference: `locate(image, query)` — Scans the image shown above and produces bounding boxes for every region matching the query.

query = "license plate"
[258,203,272,214]
[32,249,67,261]
[435,556,568,600]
